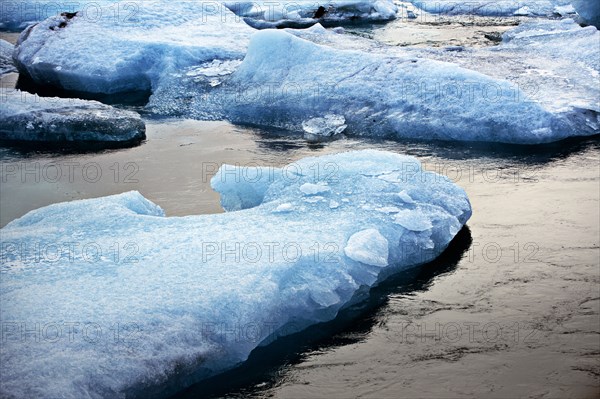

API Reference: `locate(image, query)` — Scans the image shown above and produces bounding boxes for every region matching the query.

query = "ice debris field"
[0,150,471,398]
[1,0,597,144]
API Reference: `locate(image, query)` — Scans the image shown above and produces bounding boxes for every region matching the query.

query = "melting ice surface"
[407,0,572,16]
[302,114,347,142]
[211,27,599,144]
[0,150,471,398]
[13,1,255,95]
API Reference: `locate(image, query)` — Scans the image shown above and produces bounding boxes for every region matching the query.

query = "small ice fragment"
[344,229,389,267]
[302,114,347,142]
[398,190,415,204]
[377,206,402,214]
[300,182,330,195]
[274,203,294,213]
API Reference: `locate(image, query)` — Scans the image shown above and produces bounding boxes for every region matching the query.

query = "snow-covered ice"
[12,1,255,96]
[209,28,597,144]
[0,150,471,398]
[407,0,572,16]
[0,39,16,74]
[224,0,398,28]
[0,89,145,143]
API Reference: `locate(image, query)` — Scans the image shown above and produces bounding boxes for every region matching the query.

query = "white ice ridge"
[215,29,598,144]
[407,0,572,16]
[0,150,471,398]
[0,89,145,143]
[12,1,256,95]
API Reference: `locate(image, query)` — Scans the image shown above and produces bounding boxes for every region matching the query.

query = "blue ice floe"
[0,150,471,398]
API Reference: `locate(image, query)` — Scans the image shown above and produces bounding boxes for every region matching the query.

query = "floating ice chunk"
[344,228,389,267]
[13,1,255,96]
[0,150,471,398]
[398,190,415,204]
[224,1,397,29]
[384,19,598,140]
[184,60,243,87]
[554,4,576,16]
[571,0,600,27]
[394,209,433,231]
[304,196,326,203]
[274,203,295,213]
[300,182,331,195]
[513,6,532,16]
[217,29,593,144]
[0,39,16,75]
[302,114,347,142]
[329,200,340,209]
[0,89,145,144]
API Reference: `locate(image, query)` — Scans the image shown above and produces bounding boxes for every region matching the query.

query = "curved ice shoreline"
[0,150,471,398]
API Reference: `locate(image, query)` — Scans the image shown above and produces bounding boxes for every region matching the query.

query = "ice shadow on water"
[0,137,146,157]
[377,136,600,166]
[170,226,472,399]
[246,125,599,167]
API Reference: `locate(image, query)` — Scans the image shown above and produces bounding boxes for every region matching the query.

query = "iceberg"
[571,0,600,27]
[0,89,145,144]
[12,1,255,96]
[210,29,597,144]
[0,39,16,74]
[399,19,599,138]
[407,0,572,16]
[0,150,471,398]
[224,0,398,28]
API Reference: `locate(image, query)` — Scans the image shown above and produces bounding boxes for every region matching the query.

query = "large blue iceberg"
[208,28,598,144]
[0,150,471,398]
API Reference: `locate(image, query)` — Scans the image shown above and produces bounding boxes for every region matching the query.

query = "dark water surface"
[1,119,598,398]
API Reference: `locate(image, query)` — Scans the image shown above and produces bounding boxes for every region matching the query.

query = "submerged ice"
[0,150,471,398]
